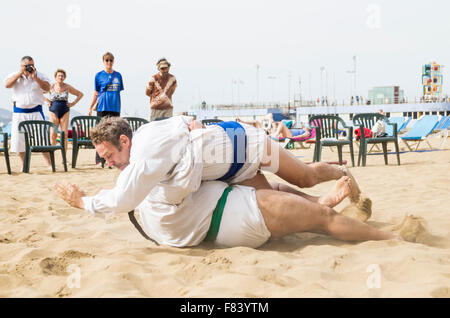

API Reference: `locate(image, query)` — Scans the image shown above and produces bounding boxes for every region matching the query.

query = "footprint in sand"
[39,257,69,276]
[61,250,94,259]
[391,214,432,244]
[340,194,372,222]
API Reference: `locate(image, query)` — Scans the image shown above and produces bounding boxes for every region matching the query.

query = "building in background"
[368,86,404,104]
[422,61,443,101]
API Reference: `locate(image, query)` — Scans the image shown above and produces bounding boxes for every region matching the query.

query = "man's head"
[157,58,171,75]
[91,117,133,170]
[21,56,35,75]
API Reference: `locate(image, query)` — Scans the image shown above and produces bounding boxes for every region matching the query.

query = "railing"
[191,96,450,111]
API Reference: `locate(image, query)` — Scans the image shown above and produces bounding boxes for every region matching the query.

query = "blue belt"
[13,105,45,120]
[212,121,247,181]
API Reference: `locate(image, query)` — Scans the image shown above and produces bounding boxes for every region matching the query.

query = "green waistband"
[203,186,232,242]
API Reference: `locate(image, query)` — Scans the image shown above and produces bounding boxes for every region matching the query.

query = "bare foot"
[391,214,431,243]
[338,166,361,203]
[340,195,372,222]
[318,176,351,208]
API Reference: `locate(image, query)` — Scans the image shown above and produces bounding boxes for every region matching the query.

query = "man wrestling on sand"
[55,116,400,248]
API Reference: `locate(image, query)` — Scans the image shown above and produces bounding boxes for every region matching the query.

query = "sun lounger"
[285,127,316,149]
[432,116,450,149]
[400,115,440,151]
[385,117,411,136]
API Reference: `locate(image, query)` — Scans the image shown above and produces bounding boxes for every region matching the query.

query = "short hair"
[21,56,33,63]
[91,117,132,150]
[54,69,67,79]
[103,52,114,61]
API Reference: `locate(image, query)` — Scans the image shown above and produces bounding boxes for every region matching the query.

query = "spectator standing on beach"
[44,69,84,150]
[88,52,124,167]
[4,56,52,166]
[146,58,177,121]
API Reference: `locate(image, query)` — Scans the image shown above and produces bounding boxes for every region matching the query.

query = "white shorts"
[215,185,271,248]
[10,112,45,153]
[228,124,267,184]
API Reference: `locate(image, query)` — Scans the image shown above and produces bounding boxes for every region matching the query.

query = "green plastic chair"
[70,116,101,168]
[202,119,223,125]
[124,117,149,132]
[353,113,400,166]
[309,115,355,167]
[18,120,67,173]
[0,127,11,174]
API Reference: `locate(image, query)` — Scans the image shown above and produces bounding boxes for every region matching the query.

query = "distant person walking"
[4,56,52,167]
[44,69,83,150]
[88,52,124,167]
[146,58,177,121]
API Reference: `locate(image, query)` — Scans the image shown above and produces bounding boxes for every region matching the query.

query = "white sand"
[0,136,449,297]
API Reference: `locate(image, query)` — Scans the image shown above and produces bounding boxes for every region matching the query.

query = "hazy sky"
[1,0,449,117]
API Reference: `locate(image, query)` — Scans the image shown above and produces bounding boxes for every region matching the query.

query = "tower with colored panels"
[422,62,443,99]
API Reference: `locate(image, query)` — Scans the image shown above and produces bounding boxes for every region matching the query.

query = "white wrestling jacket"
[82,116,265,247]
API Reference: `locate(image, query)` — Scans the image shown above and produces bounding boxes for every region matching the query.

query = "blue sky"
[1,0,449,117]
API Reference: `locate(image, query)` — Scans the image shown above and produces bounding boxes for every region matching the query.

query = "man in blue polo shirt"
[88,52,124,166]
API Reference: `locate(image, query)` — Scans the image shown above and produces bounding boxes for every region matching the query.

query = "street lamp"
[268,76,277,105]
[347,55,357,101]
[320,66,325,98]
[255,64,260,106]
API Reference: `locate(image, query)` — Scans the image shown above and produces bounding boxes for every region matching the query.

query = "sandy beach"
[0,136,449,298]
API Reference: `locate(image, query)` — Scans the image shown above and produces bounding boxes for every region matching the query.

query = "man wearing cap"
[145,58,177,121]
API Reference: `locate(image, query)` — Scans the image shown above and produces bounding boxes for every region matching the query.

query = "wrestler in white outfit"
[82,116,271,248]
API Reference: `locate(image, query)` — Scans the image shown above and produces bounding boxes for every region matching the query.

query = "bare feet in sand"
[338,166,361,203]
[340,195,372,222]
[318,176,351,208]
[391,215,431,243]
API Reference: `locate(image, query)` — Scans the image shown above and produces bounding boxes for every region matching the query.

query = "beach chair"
[385,117,411,136]
[202,119,223,125]
[285,127,316,149]
[365,116,408,153]
[400,115,440,151]
[352,113,401,166]
[431,116,450,150]
[309,115,355,166]
[124,117,149,132]
[70,116,101,168]
[0,127,11,174]
[18,120,67,173]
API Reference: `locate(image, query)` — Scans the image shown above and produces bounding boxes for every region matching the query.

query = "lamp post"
[256,64,260,106]
[347,55,357,101]
[320,66,325,98]
[288,71,292,110]
[268,76,277,105]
